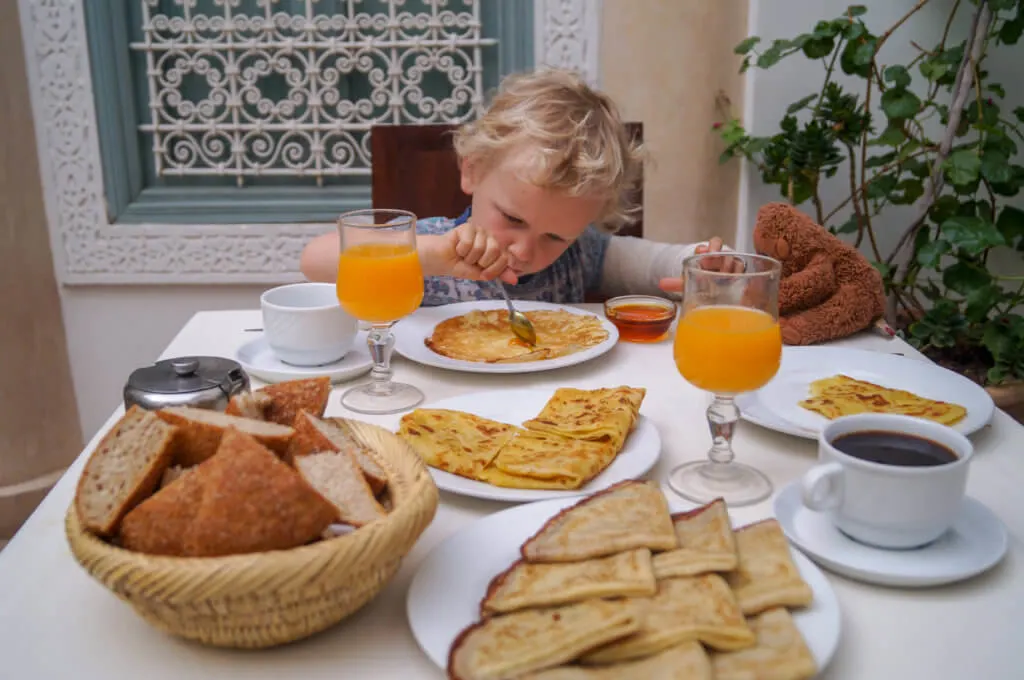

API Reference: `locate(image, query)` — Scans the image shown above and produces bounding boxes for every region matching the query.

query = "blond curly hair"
[453,68,643,231]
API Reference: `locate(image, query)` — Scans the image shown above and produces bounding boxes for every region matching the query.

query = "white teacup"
[802,413,973,549]
[260,283,358,366]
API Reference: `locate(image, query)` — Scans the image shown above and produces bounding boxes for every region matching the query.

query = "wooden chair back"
[370,123,644,238]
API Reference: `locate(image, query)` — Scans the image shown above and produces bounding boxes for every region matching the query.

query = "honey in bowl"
[604,295,677,343]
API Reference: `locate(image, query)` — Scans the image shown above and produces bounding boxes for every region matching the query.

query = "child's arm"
[595,235,732,299]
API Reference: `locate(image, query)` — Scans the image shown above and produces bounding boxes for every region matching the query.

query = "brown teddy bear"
[753,202,885,345]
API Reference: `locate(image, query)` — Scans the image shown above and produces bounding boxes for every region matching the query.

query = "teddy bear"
[752,202,886,346]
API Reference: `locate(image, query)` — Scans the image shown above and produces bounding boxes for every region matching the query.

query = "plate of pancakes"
[393,300,619,374]
[735,346,995,439]
[407,480,841,679]
[390,387,661,503]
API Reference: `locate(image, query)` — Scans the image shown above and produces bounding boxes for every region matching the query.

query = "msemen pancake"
[799,374,967,426]
[481,549,657,616]
[653,498,738,579]
[521,642,713,680]
[398,409,520,479]
[725,520,814,616]
[489,431,618,490]
[522,386,646,451]
[581,574,755,664]
[711,608,817,680]
[426,309,609,364]
[521,481,677,563]
[447,599,642,680]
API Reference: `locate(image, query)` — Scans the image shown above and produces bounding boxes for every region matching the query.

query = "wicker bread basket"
[65,420,439,649]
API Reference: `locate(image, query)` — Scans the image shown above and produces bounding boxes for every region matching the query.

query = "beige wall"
[600,0,749,246]
[0,1,82,539]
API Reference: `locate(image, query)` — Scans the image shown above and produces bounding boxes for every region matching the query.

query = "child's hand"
[658,237,742,294]
[444,221,519,284]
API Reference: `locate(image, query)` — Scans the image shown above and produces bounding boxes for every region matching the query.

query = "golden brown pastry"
[725,520,814,616]
[652,498,738,579]
[711,608,817,680]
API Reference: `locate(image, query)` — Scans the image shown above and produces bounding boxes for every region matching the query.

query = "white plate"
[382,388,661,503]
[392,300,619,374]
[407,496,842,675]
[735,347,995,439]
[774,481,1008,588]
[235,334,373,384]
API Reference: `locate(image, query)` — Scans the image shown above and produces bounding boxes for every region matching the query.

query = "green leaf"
[847,5,867,16]
[883,65,911,88]
[919,59,951,82]
[864,151,897,168]
[988,0,1017,11]
[1002,18,1024,45]
[735,37,761,54]
[942,262,992,297]
[965,285,1004,323]
[983,323,1016,363]
[941,215,1006,255]
[866,174,898,200]
[881,88,921,120]
[871,124,906,147]
[834,215,860,234]
[840,39,875,77]
[916,239,951,268]
[1013,107,1024,123]
[929,195,962,225]
[943,150,981,185]
[981,149,1014,184]
[890,178,925,205]
[871,261,892,279]
[996,205,1024,246]
[786,94,819,115]
[803,37,835,59]
[987,83,1006,98]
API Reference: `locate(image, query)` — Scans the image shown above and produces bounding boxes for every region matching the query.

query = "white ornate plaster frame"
[18,0,602,285]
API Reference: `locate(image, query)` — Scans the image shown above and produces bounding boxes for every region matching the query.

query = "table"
[2,306,1022,679]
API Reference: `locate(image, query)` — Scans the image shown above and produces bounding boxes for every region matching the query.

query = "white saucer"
[774,481,1008,588]
[235,334,373,384]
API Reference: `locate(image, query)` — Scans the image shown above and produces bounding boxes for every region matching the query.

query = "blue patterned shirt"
[416,209,611,306]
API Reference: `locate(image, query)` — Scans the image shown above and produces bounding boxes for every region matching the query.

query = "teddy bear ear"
[775,236,790,259]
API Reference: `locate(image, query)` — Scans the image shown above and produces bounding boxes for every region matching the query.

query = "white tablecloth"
[2,306,1022,679]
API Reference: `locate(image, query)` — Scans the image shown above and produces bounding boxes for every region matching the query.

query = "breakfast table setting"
[2,210,1024,679]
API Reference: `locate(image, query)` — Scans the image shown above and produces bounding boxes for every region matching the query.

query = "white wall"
[739,0,1024,276]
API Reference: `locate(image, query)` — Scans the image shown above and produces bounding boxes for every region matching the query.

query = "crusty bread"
[288,412,388,493]
[74,405,178,537]
[225,377,332,427]
[160,464,186,488]
[156,405,293,466]
[182,428,337,557]
[120,465,204,555]
[293,450,387,527]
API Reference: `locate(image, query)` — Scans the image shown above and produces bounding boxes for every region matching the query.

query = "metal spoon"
[496,282,537,345]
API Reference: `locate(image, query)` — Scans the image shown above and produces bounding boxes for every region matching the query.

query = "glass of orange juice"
[669,252,783,506]
[336,208,425,414]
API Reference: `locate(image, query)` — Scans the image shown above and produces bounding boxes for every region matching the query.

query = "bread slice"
[156,405,293,467]
[288,412,388,493]
[520,642,713,680]
[225,377,332,427]
[182,428,337,556]
[293,450,387,527]
[120,465,204,555]
[74,405,178,537]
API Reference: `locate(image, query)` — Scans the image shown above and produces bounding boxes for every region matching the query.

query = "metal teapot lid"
[127,356,246,396]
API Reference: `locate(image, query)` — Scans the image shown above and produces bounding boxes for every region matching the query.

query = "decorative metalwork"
[130,0,497,185]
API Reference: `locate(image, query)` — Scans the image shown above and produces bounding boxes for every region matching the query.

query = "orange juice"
[336,243,424,323]
[674,305,781,394]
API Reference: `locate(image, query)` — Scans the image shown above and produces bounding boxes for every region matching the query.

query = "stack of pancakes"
[446,481,817,680]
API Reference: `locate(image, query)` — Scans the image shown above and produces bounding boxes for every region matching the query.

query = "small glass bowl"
[604,295,677,343]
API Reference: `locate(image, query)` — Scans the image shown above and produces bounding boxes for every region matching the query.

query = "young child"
[300,68,730,304]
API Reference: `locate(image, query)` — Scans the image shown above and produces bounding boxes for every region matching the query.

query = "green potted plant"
[716,1,1024,421]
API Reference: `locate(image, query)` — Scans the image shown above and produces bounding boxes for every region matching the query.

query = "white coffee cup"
[260,283,358,366]
[802,413,973,549]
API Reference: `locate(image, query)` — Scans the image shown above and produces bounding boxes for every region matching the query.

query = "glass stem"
[705,395,739,465]
[366,323,395,396]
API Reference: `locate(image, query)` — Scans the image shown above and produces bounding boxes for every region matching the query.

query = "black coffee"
[832,430,957,467]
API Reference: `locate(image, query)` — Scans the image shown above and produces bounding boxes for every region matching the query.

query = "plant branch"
[929,0,964,102]
[884,1,994,325]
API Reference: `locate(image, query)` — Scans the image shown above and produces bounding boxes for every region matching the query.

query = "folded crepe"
[711,608,817,680]
[484,431,618,490]
[652,498,738,579]
[521,386,646,451]
[725,519,814,616]
[481,549,657,616]
[398,409,520,480]
[519,642,712,680]
[447,599,643,680]
[581,574,755,664]
[521,481,677,563]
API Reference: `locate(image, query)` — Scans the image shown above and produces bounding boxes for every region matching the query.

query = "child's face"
[460,152,605,276]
